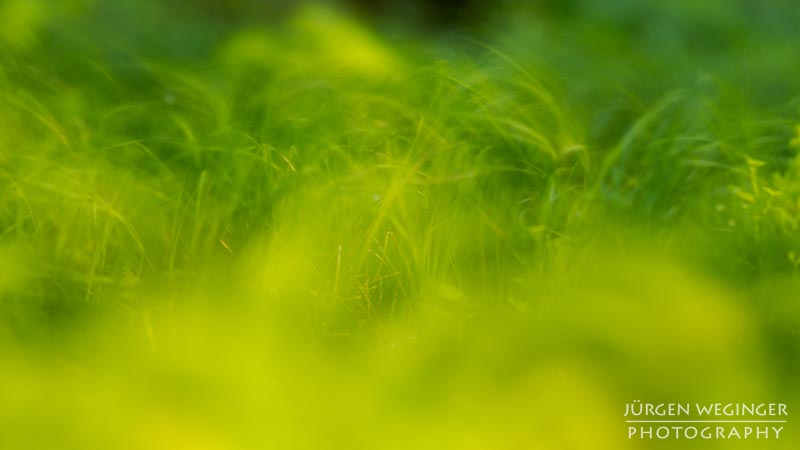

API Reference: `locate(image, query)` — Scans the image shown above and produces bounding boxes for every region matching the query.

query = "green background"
[1,1,799,448]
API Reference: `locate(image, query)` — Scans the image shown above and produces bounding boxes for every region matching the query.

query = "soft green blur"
[1,1,799,449]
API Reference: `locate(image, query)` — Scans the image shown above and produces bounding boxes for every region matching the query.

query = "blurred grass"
[1,1,800,449]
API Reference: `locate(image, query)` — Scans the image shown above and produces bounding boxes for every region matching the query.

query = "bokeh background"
[1,0,800,448]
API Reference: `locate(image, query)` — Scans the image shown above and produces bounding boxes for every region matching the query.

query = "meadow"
[1,1,800,448]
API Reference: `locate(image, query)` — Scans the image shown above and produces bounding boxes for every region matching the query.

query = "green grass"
[1,1,800,449]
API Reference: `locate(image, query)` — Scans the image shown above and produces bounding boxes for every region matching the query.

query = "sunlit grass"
[1,2,800,449]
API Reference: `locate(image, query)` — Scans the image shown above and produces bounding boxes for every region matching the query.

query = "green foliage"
[1,2,800,448]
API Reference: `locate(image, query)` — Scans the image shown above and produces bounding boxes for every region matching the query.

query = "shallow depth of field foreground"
[1,1,800,449]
